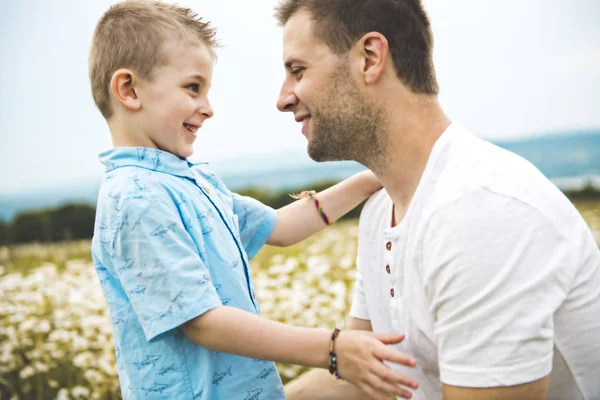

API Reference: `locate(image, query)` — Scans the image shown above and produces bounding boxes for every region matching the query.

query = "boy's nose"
[200,102,214,119]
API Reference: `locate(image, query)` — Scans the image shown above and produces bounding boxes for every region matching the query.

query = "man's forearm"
[182,306,330,367]
[285,369,370,400]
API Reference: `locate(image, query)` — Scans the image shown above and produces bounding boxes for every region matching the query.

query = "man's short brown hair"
[89,0,218,119]
[275,0,438,95]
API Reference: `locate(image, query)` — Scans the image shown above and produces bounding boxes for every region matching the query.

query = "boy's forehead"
[161,40,215,75]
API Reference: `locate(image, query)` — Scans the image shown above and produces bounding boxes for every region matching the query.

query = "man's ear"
[356,32,389,85]
[110,69,141,112]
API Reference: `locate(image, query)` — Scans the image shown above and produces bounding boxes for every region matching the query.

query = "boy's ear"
[110,69,141,112]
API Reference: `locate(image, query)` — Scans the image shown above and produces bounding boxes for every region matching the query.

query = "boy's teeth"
[184,123,198,133]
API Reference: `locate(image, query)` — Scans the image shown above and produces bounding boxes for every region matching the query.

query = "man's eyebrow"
[284,58,306,69]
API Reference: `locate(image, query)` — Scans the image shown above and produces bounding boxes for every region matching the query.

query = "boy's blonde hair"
[89,0,218,119]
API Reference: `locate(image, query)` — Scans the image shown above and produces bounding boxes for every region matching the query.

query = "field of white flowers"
[1,201,599,400]
[0,220,360,400]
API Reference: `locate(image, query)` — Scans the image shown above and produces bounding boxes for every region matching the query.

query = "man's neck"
[370,98,450,226]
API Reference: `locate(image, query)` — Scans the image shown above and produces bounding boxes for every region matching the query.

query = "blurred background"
[1,1,599,399]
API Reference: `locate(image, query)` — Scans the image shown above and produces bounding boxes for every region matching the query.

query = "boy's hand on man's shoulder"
[355,170,383,197]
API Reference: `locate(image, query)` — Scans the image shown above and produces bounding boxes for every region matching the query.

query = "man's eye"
[291,67,305,78]
[186,83,200,93]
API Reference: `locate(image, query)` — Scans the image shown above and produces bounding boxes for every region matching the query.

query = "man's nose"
[277,84,297,112]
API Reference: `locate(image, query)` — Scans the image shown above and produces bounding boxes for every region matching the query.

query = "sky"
[0,0,599,194]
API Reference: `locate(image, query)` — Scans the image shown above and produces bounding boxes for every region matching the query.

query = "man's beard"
[307,59,386,169]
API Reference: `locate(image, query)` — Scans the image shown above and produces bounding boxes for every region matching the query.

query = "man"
[274,1,600,399]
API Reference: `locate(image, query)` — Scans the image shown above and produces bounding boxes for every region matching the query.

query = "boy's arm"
[267,170,382,247]
[284,317,382,400]
[181,307,418,400]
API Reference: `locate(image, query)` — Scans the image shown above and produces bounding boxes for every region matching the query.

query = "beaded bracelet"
[289,190,332,226]
[328,327,342,379]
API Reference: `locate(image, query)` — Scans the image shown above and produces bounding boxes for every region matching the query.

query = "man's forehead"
[282,9,327,64]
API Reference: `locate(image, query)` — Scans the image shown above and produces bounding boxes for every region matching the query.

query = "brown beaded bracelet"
[328,327,341,379]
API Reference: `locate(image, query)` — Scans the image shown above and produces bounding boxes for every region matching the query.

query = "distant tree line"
[0,180,368,245]
[1,180,597,246]
[0,204,97,245]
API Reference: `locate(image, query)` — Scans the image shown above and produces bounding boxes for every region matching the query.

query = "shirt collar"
[99,147,207,180]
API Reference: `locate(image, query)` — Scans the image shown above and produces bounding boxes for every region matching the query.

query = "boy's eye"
[186,83,200,93]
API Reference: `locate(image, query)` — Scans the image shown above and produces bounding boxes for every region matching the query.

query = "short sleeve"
[111,194,222,342]
[422,188,570,387]
[349,256,371,320]
[231,193,277,259]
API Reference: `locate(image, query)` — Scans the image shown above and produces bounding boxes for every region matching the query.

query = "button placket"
[384,238,396,301]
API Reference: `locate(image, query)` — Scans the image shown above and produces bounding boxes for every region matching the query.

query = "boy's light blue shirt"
[91,147,285,400]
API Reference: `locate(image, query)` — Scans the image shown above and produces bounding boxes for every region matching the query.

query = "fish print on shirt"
[157,364,176,376]
[221,298,232,305]
[95,263,107,273]
[137,148,148,162]
[141,383,169,395]
[175,192,187,207]
[108,192,121,211]
[239,214,249,233]
[117,260,135,273]
[128,212,143,233]
[157,291,184,321]
[151,223,178,237]
[132,174,146,192]
[152,150,162,170]
[197,210,214,236]
[130,285,148,295]
[256,367,276,380]
[133,355,162,370]
[212,366,232,385]
[244,388,263,400]
[204,172,220,188]
[202,225,214,236]
[157,306,173,321]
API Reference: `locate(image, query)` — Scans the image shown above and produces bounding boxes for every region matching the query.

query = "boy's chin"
[175,147,194,159]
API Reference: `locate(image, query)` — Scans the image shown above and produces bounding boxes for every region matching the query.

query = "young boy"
[89,2,418,399]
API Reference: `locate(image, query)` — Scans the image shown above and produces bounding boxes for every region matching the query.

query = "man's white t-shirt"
[350,122,600,399]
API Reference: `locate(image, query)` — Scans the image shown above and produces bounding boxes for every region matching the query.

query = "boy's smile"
[133,40,215,159]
